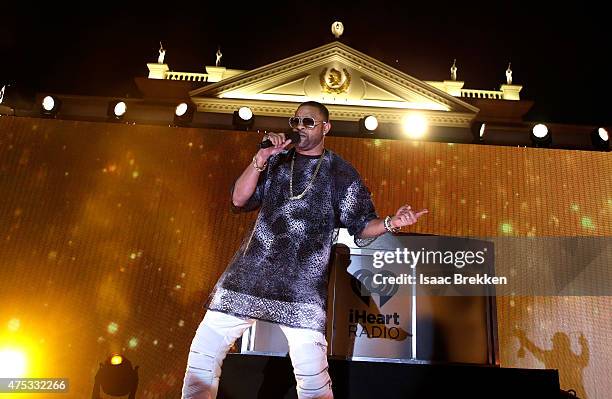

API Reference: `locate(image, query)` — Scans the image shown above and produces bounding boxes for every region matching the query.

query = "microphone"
[259,131,301,149]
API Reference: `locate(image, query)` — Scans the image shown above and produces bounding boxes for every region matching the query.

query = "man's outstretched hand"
[391,204,428,229]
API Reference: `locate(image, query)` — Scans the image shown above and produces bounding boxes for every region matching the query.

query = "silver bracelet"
[384,216,399,233]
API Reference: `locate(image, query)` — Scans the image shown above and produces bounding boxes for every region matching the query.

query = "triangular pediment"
[361,79,409,102]
[261,75,310,96]
[190,41,478,125]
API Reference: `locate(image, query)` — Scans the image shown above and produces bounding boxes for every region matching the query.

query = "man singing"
[182,101,428,398]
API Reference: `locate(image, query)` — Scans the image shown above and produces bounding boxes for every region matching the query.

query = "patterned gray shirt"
[207,148,378,333]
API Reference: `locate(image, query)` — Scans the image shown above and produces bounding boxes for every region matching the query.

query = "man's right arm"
[232,151,269,207]
[231,133,293,207]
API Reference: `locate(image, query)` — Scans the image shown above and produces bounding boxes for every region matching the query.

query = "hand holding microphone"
[259,131,301,149]
[256,131,300,161]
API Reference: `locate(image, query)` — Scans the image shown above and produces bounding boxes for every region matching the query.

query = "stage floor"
[218,353,560,399]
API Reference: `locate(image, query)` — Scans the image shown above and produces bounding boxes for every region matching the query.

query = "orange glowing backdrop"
[0,116,610,398]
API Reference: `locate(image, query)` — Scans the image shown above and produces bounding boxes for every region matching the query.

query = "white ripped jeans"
[181,310,333,399]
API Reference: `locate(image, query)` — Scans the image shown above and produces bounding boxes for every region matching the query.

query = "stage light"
[238,106,252,120]
[173,102,195,126]
[42,96,55,111]
[232,106,255,130]
[110,355,123,365]
[402,114,428,139]
[108,100,127,120]
[92,353,139,399]
[364,115,378,131]
[176,102,189,117]
[359,115,378,134]
[114,102,127,117]
[478,123,486,139]
[591,127,610,151]
[0,348,27,378]
[471,121,486,142]
[530,123,551,147]
[532,123,548,138]
[41,95,61,116]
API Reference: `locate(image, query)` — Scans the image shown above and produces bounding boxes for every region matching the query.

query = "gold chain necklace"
[289,149,326,200]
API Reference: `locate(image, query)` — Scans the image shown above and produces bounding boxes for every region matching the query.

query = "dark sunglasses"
[288,116,327,129]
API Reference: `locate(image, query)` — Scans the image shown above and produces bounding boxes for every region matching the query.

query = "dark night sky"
[1,4,610,126]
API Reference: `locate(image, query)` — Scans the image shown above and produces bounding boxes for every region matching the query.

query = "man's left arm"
[359,205,429,238]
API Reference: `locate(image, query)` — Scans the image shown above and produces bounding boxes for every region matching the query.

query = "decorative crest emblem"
[319,67,351,94]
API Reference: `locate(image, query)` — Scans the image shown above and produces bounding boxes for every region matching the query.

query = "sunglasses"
[288,116,327,129]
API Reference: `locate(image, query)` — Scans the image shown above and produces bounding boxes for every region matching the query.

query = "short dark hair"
[298,101,329,122]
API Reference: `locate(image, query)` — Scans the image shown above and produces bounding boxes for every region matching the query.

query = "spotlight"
[41,95,61,117]
[175,102,189,117]
[107,100,127,120]
[530,123,551,147]
[92,353,139,399]
[401,113,428,139]
[238,106,252,120]
[359,115,378,134]
[471,121,486,142]
[110,355,123,365]
[232,106,255,130]
[591,127,610,151]
[0,348,27,377]
[174,102,195,126]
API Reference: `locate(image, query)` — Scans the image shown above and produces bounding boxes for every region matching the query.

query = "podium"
[240,230,499,366]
